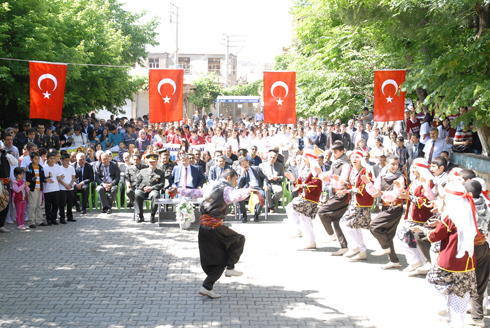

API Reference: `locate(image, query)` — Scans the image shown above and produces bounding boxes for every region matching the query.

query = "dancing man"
[169,168,253,299]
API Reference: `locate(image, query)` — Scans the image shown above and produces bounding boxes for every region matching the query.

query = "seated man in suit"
[73,153,95,214]
[259,151,284,213]
[189,153,205,174]
[95,153,120,214]
[205,150,223,179]
[169,153,206,189]
[134,154,165,223]
[209,156,231,182]
[237,157,267,223]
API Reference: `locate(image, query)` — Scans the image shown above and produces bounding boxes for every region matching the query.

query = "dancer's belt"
[199,214,223,229]
[382,200,403,208]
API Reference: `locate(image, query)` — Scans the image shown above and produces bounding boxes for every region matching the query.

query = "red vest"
[302,173,322,203]
[407,181,434,223]
[352,167,374,207]
[428,216,476,272]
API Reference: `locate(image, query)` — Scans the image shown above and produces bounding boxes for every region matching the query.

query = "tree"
[222,79,263,97]
[188,73,222,112]
[0,0,158,124]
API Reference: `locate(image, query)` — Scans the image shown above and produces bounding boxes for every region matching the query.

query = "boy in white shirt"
[43,152,62,226]
[58,154,76,224]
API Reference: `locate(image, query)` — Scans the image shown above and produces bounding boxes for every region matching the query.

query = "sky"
[122,0,294,63]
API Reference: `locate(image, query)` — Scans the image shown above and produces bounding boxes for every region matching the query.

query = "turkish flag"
[29,61,67,121]
[149,69,183,123]
[263,71,296,124]
[373,70,406,121]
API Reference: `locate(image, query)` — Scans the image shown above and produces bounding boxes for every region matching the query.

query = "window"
[148,58,159,68]
[179,57,190,73]
[208,58,220,73]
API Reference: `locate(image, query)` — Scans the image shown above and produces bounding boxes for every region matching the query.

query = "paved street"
[0,207,487,328]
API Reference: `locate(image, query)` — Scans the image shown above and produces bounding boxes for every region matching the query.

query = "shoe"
[403,260,423,273]
[242,216,248,223]
[81,210,86,215]
[17,225,24,230]
[0,226,11,233]
[39,222,48,226]
[349,251,367,262]
[371,248,391,256]
[5,220,14,224]
[67,218,77,222]
[343,248,360,258]
[332,248,349,256]
[324,234,337,243]
[416,262,432,274]
[291,230,302,238]
[60,219,67,224]
[150,215,157,224]
[373,206,380,212]
[225,269,243,277]
[199,286,221,299]
[303,242,317,250]
[106,208,112,214]
[468,319,485,327]
[381,261,401,270]
[52,221,59,225]
[29,224,37,229]
[47,221,53,226]
[253,214,259,222]
[137,217,145,223]
[269,207,275,213]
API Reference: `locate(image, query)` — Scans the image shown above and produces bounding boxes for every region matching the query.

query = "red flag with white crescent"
[263,71,296,124]
[374,70,406,121]
[29,61,67,121]
[149,69,184,123]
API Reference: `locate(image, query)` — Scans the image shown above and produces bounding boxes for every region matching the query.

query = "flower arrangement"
[175,201,195,229]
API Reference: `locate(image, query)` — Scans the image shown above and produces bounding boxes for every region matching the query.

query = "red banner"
[374,70,406,121]
[149,69,183,123]
[263,71,296,124]
[29,61,67,121]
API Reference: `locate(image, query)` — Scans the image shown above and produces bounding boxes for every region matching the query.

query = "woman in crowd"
[86,145,96,163]
[385,131,398,155]
[355,138,367,152]
[180,138,190,153]
[88,130,99,145]
[60,127,73,147]
[369,137,385,164]
[201,150,212,175]
[95,143,103,152]
[205,129,214,144]
[152,128,166,145]
[212,127,226,148]
[135,130,150,152]
[98,128,110,151]
[71,126,87,147]
[228,130,240,150]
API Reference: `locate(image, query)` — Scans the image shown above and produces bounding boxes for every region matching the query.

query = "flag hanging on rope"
[373,70,406,121]
[29,61,67,121]
[149,69,184,123]
[263,71,296,124]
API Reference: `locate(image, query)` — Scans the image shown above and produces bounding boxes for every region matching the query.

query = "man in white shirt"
[305,125,317,151]
[58,154,76,224]
[423,128,448,163]
[2,133,19,160]
[43,152,62,225]
[254,108,264,122]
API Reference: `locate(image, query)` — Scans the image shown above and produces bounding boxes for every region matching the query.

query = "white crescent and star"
[271,81,289,106]
[38,74,58,99]
[157,78,177,103]
[381,79,399,103]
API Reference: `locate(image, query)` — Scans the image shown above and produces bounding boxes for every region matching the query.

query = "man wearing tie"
[73,153,94,214]
[95,153,120,214]
[324,122,339,150]
[168,153,206,189]
[259,152,284,213]
[134,154,165,223]
[237,157,267,223]
[423,128,448,164]
[209,156,231,182]
[406,132,425,171]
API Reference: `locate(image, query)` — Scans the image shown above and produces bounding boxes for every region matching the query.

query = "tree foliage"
[280,0,490,131]
[0,0,159,123]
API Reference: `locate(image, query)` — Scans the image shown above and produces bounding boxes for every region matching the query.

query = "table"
[155,197,203,226]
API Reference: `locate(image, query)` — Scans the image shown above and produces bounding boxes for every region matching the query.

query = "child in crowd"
[58,153,76,224]
[25,152,47,227]
[43,152,61,225]
[11,167,29,229]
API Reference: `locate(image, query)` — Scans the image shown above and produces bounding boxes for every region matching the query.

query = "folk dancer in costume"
[338,150,375,262]
[317,141,352,256]
[466,178,490,327]
[395,158,435,274]
[285,153,323,249]
[169,169,254,299]
[412,183,479,328]
[364,155,405,270]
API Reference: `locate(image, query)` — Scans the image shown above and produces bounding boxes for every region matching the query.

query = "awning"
[215,96,260,103]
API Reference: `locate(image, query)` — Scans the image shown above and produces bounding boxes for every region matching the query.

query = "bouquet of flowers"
[175,201,196,229]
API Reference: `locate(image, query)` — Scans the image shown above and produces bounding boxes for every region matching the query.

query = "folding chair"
[76,182,93,212]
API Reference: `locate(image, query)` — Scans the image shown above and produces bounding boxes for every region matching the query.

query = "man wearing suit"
[95,153,120,214]
[323,122,339,150]
[406,132,425,170]
[209,156,231,182]
[81,118,93,136]
[440,151,458,172]
[314,125,327,150]
[134,154,165,223]
[338,124,353,151]
[259,152,284,213]
[169,153,206,189]
[73,153,95,214]
[189,153,205,174]
[205,150,223,179]
[351,122,369,149]
[237,157,267,223]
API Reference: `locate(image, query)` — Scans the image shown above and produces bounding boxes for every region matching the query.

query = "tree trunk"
[475,3,490,40]
[477,125,490,157]
[415,87,429,113]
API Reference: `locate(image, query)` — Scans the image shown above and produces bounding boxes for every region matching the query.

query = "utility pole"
[169,3,179,69]
[221,34,246,88]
